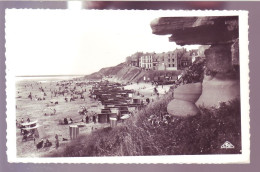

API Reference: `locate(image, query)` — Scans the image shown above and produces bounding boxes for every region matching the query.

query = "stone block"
[205,44,233,73]
[196,75,240,107]
[167,82,202,117]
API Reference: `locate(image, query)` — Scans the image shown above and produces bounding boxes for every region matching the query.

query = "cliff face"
[84,63,126,80]
[85,63,181,83]
[85,63,144,82]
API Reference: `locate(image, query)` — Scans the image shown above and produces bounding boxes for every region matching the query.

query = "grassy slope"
[47,92,241,157]
[85,63,126,80]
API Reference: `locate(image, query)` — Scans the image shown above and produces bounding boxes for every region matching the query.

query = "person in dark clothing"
[64,118,68,125]
[55,134,58,140]
[36,139,44,149]
[55,138,59,149]
[44,139,52,147]
[85,116,89,123]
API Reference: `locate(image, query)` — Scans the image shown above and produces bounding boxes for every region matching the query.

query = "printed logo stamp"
[221,141,235,149]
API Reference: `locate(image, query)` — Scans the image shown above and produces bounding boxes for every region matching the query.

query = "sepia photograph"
[5,9,249,163]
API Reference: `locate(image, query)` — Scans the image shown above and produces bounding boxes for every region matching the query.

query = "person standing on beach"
[93,115,96,124]
[33,134,36,144]
[55,134,59,149]
[85,116,89,123]
[29,92,32,100]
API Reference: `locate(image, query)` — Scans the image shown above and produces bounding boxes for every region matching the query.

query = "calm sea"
[16,75,85,82]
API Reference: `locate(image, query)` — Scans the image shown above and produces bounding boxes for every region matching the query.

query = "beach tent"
[69,125,79,140]
[21,121,46,139]
[109,117,117,128]
[21,120,38,127]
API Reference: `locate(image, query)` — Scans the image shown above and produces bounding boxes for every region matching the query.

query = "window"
[168,64,171,67]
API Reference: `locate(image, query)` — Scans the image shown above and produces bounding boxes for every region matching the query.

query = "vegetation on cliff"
[48,93,241,157]
[181,57,205,84]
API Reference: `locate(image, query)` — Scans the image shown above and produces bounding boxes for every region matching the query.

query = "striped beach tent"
[69,125,79,140]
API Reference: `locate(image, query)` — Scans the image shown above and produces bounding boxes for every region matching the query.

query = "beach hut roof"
[21,120,38,126]
[23,124,41,130]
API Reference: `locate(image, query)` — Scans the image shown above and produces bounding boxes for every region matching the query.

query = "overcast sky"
[6,10,199,76]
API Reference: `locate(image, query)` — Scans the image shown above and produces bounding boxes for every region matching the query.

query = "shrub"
[47,96,241,157]
[135,98,241,155]
[181,57,206,84]
[48,122,157,157]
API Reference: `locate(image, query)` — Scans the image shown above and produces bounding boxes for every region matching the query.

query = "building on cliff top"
[126,52,143,67]
[126,48,199,71]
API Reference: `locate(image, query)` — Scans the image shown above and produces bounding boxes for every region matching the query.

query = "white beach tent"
[20,121,46,139]
[20,120,38,127]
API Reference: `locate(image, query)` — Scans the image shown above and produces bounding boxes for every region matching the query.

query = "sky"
[6,10,200,76]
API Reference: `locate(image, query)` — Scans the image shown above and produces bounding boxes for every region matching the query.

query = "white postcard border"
[5,9,250,164]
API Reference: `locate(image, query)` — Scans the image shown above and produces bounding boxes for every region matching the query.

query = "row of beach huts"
[89,81,144,125]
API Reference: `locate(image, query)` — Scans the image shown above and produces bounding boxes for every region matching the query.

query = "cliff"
[84,63,181,83]
[84,63,143,82]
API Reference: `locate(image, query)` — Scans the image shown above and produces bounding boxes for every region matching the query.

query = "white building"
[139,53,153,70]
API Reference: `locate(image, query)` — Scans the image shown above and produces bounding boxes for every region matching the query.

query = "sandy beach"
[16,78,109,157]
[15,77,171,157]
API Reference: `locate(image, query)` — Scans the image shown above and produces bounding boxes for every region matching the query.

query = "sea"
[16,75,85,83]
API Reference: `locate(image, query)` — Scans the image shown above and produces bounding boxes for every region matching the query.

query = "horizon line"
[16,74,87,77]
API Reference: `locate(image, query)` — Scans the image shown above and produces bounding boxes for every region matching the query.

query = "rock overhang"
[150,16,238,45]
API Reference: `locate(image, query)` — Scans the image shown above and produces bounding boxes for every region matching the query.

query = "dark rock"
[150,16,238,45]
[205,44,233,73]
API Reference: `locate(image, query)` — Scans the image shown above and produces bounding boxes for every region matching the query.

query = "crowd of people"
[22,79,90,104]
[17,78,169,154]
[17,79,97,153]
